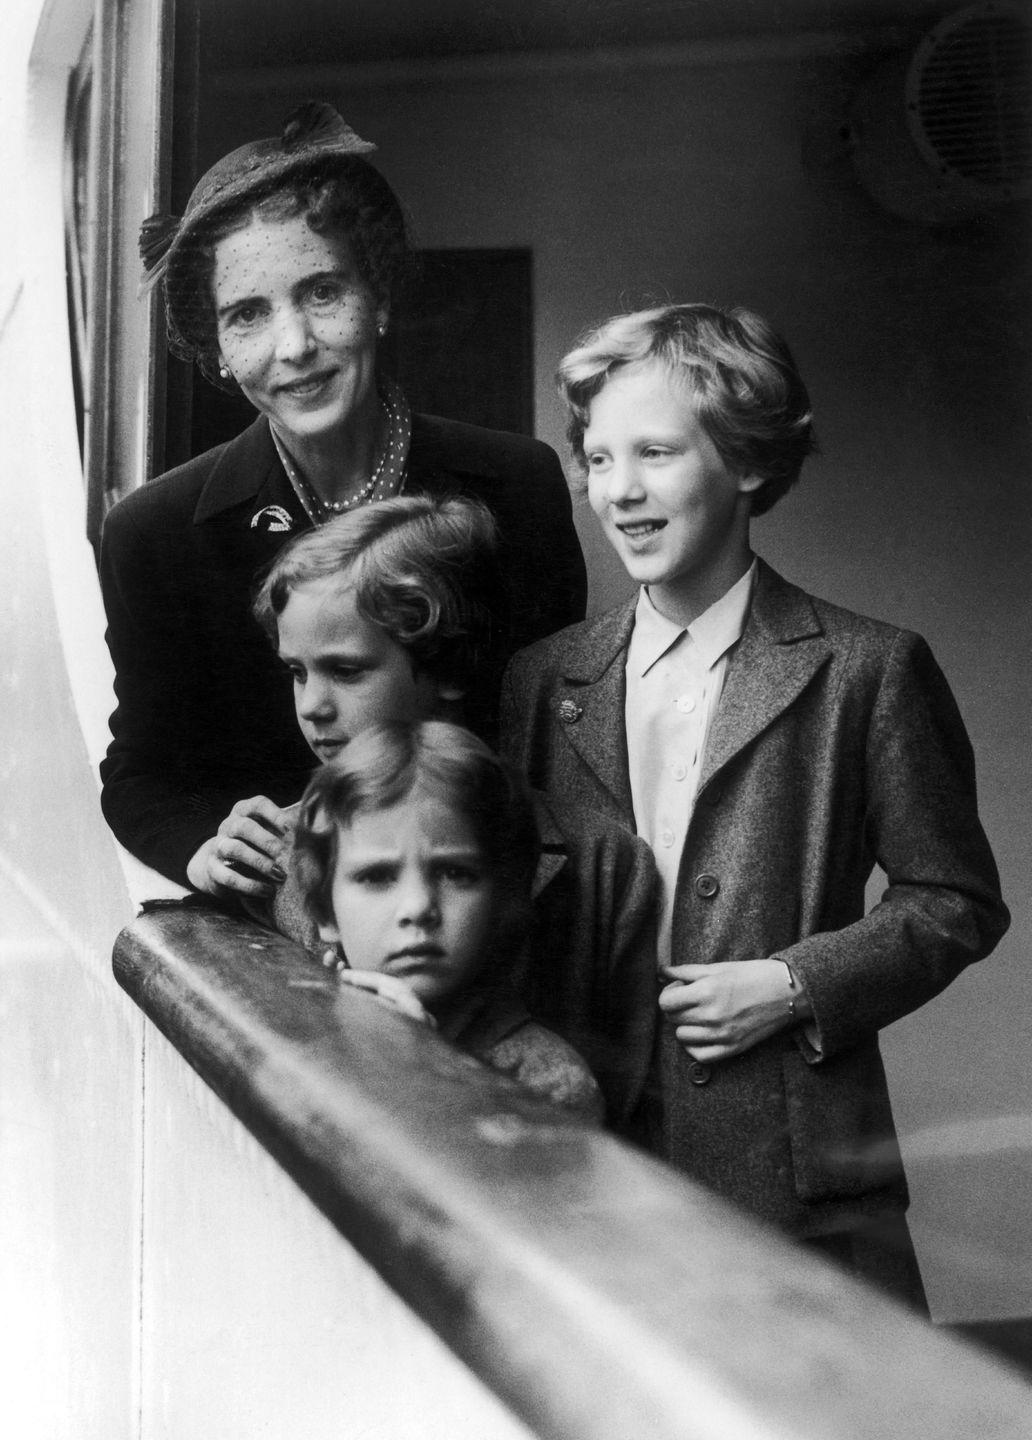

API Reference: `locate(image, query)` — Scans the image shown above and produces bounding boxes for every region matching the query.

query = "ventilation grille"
[906,3,1032,198]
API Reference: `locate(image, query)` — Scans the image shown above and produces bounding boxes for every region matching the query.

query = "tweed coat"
[99,412,586,885]
[500,559,1009,1235]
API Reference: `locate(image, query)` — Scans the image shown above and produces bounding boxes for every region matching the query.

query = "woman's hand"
[336,969,437,1027]
[658,959,804,1064]
[186,796,292,899]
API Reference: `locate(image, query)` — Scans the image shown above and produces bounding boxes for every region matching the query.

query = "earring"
[376,321,387,338]
[218,364,231,380]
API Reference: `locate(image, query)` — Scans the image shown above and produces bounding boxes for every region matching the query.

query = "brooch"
[250,505,293,533]
[557,698,583,725]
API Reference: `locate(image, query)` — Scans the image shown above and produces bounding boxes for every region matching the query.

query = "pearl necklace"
[271,379,412,527]
[321,475,382,512]
[295,425,388,516]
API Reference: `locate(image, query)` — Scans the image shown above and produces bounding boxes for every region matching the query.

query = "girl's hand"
[337,969,437,1027]
[658,959,799,1064]
[186,796,291,899]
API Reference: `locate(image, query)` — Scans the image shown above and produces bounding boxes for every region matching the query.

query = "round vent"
[906,3,1032,202]
[847,2,1032,223]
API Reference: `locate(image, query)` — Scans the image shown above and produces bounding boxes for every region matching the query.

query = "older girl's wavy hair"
[253,494,500,698]
[292,720,540,967]
[557,303,817,515]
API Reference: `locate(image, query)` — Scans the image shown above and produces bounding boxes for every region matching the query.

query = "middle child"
[247,494,659,1129]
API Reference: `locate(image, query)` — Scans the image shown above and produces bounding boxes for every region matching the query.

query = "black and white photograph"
[2,2,1030,1436]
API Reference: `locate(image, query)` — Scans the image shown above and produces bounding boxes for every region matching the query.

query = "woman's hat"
[139,101,376,287]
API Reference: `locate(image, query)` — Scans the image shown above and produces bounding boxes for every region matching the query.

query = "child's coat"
[501,560,1008,1234]
[261,793,659,1130]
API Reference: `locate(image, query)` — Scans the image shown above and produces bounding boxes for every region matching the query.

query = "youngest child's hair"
[557,302,817,515]
[292,720,541,969]
[253,494,500,693]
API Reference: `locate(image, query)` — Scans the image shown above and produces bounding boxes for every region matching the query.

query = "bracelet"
[781,960,798,1022]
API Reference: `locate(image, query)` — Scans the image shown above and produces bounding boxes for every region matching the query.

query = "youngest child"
[290,718,604,1120]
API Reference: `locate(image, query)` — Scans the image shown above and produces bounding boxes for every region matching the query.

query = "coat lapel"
[192,418,303,526]
[699,562,831,792]
[556,599,637,815]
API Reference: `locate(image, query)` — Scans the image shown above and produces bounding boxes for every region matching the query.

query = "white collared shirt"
[625,563,757,964]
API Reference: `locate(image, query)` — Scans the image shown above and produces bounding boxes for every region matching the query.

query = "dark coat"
[260,792,660,1130]
[99,413,586,884]
[410,976,606,1123]
[500,560,1009,1234]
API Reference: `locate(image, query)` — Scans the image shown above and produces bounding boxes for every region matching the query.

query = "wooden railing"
[113,903,1032,1440]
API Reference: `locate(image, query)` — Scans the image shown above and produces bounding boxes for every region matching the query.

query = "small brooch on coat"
[557,698,583,725]
[250,505,293,533]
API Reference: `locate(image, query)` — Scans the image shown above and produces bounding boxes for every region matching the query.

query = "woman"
[99,102,586,896]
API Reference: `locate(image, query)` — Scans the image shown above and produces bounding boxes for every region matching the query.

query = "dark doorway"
[385,247,534,436]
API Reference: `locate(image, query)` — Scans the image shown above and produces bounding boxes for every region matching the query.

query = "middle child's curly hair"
[253,494,501,696]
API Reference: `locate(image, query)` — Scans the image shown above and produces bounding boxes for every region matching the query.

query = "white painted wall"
[2,15,141,1433]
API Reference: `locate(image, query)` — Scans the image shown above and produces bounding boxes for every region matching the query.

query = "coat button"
[689,1061,712,1086]
[694,872,719,898]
